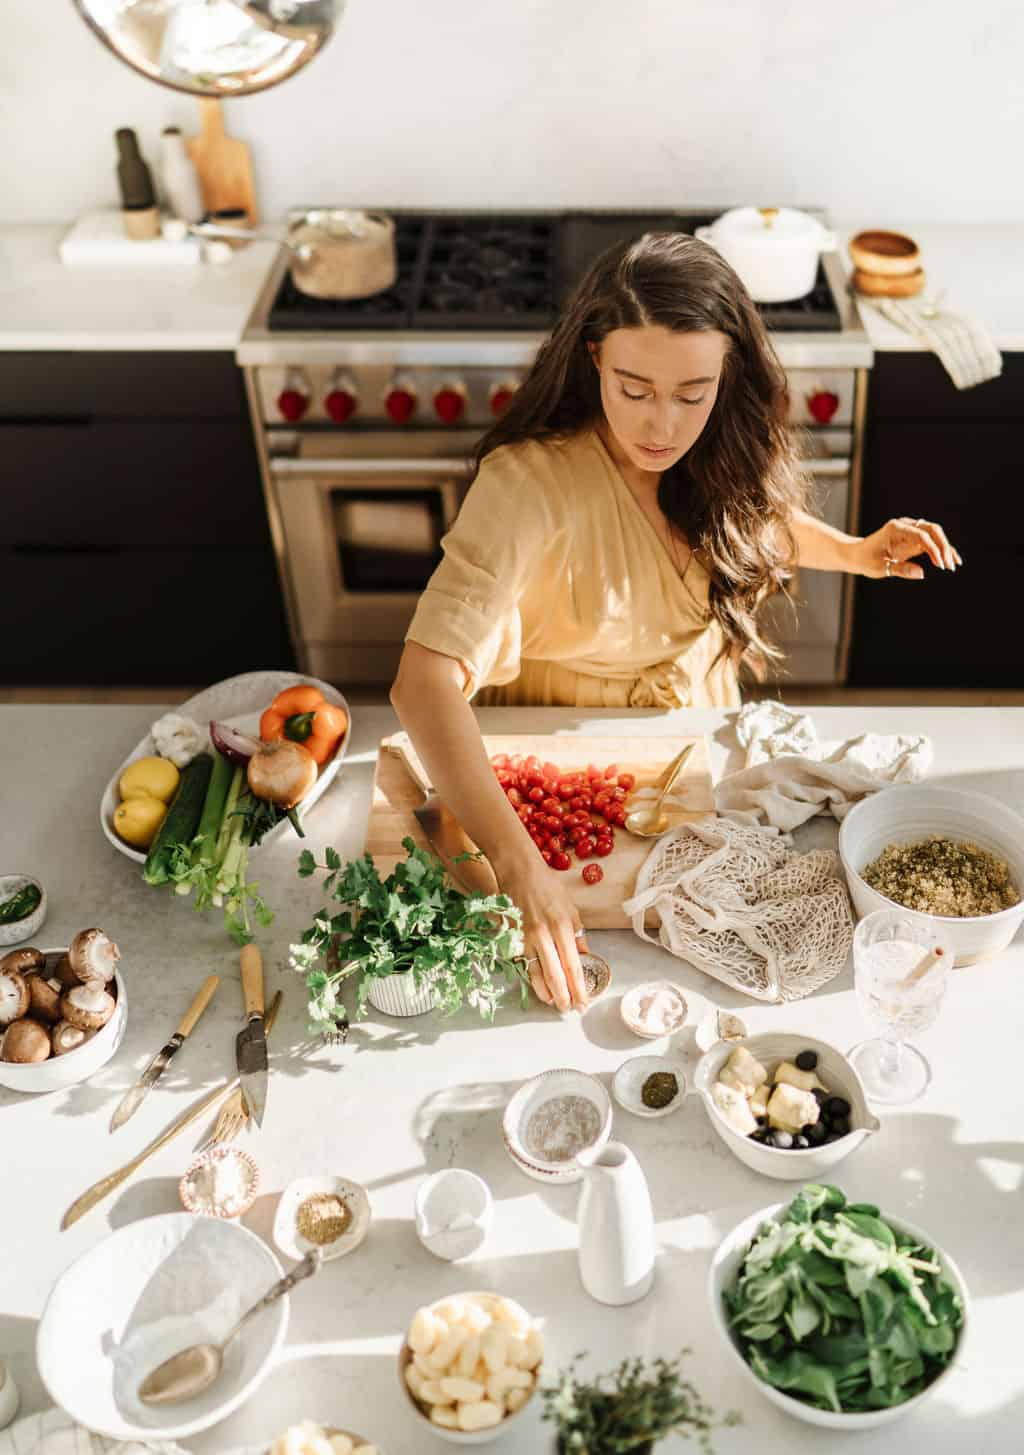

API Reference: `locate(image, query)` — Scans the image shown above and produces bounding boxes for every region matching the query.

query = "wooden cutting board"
[364,735,715,929]
[187,99,258,226]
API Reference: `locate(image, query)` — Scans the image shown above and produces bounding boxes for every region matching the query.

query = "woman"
[390,232,960,1012]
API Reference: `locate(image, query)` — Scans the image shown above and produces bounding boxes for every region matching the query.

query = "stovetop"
[266,211,844,334]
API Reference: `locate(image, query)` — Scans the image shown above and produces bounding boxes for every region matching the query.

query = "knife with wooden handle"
[387,733,500,897]
[109,974,220,1132]
[62,991,282,1231]
[236,944,268,1128]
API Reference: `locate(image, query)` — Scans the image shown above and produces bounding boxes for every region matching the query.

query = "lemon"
[119,756,180,804]
[114,795,168,849]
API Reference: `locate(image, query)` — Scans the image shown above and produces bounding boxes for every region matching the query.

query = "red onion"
[209,720,262,766]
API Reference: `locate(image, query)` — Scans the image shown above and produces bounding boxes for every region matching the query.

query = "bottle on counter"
[115,128,160,240]
[159,126,204,223]
[0,1359,20,1430]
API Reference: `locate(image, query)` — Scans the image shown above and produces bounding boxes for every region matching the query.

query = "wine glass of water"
[849,908,951,1104]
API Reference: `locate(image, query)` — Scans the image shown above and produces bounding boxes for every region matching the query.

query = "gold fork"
[199,989,282,1151]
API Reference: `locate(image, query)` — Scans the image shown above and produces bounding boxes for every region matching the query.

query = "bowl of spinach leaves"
[709,1184,967,1428]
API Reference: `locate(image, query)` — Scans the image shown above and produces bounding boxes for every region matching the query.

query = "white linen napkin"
[870,296,1002,390]
[0,1409,186,1455]
[714,700,932,832]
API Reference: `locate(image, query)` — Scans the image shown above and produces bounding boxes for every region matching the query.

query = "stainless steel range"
[238,210,870,686]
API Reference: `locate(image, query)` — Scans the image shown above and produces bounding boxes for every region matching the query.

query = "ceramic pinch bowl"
[415,1169,492,1262]
[273,1175,371,1263]
[619,980,688,1040]
[501,1069,612,1185]
[694,1007,748,1054]
[0,874,47,947]
[613,1054,686,1118]
[179,1147,260,1220]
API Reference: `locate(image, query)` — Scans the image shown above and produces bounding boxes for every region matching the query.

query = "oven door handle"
[269,457,473,477]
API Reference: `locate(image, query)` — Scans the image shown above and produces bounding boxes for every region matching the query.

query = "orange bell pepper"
[260,686,348,767]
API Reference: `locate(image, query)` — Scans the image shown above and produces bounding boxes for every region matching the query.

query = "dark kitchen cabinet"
[0,352,293,684]
[848,353,1023,687]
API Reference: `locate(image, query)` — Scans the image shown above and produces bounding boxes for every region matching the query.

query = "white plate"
[612,1054,686,1117]
[273,1175,371,1263]
[37,1212,287,1441]
[101,671,352,865]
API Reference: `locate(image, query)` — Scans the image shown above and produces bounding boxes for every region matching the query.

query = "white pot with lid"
[694,206,837,303]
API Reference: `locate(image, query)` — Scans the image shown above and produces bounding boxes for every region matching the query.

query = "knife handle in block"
[177,974,220,1038]
[240,944,264,1018]
[386,733,433,796]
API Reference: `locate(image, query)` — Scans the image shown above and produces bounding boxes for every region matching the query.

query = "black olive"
[805,1122,827,1145]
[812,1087,829,1107]
[750,1128,770,1143]
[755,1115,768,1127]
[794,1135,809,1149]
[795,1050,818,1072]
[830,1117,850,1138]
[824,1096,851,1120]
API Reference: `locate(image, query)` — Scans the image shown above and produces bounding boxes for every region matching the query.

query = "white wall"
[4,0,1022,225]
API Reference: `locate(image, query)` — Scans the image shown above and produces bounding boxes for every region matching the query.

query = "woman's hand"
[855,517,962,580]
[496,852,589,1012]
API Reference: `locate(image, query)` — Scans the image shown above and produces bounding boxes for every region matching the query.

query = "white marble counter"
[836,221,1024,353]
[0,225,276,351]
[3,703,1024,1453]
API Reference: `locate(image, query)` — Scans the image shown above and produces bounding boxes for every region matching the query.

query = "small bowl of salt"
[179,1146,259,1219]
[414,1168,493,1262]
[620,980,688,1040]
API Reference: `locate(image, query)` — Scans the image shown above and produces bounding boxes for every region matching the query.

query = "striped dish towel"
[872,296,1002,389]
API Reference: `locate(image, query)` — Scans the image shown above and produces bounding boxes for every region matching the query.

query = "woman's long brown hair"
[473,231,808,674]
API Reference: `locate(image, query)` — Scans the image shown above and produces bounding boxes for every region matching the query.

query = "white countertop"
[837,221,1024,353]
[0,225,277,351]
[3,702,1024,1453]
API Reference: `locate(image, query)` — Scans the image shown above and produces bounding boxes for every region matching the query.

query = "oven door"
[269,431,476,679]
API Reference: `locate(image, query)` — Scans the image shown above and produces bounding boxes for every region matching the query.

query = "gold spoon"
[137,1249,321,1406]
[624,743,695,838]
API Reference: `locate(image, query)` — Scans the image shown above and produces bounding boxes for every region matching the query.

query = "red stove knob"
[325,371,358,424]
[277,369,311,423]
[806,387,840,425]
[385,375,418,425]
[433,380,467,425]
[489,378,520,417]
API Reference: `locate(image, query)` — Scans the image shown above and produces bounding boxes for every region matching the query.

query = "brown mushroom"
[1,1018,51,1063]
[0,947,46,979]
[51,1020,96,1056]
[61,983,116,1031]
[52,953,79,990]
[0,969,30,1026]
[69,928,120,986]
[27,975,63,1024]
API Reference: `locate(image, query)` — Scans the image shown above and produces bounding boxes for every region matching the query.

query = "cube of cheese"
[766,1082,820,1133]
[749,1082,770,1118]
[711,1081,758,1136]
[718,1046,768,1097]
[773,1060,827,1094]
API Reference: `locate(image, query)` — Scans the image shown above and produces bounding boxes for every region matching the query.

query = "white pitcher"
[576,1141,655,1305]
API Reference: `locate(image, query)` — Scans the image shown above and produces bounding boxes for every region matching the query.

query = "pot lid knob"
[758,207,780,229]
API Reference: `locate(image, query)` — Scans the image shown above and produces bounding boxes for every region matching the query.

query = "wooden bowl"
[852,267,926,299]
[848,229,920,276]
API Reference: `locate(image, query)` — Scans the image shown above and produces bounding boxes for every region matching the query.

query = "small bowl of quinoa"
[839,784,1024,965]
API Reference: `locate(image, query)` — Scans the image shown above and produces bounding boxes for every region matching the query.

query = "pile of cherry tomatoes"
[489,753,637,883]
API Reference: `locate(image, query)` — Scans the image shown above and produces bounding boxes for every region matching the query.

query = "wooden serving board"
[364,735,715,929]
[188,99,259,226]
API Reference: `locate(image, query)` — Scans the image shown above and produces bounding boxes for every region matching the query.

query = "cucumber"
[142,753,214,886]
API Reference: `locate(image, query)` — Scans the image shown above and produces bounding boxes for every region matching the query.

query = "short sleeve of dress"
[405,442,562,697]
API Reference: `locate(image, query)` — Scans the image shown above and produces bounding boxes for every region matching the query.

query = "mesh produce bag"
[622,818,853,1003]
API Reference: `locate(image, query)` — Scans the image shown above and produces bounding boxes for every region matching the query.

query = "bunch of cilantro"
[724,1184,964,1414]
[290,836,527,1030]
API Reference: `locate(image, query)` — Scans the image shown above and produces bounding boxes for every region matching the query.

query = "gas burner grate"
[754,264,842,331]
[413,217,558,330]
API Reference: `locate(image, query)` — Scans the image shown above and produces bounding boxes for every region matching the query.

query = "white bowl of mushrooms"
[0,930,126,1093]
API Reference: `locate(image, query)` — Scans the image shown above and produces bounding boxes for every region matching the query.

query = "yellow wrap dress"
[405,427,741,710]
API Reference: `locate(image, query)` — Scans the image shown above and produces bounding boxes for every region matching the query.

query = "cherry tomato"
[491,754,509,768]
[611,786,627,801]
[528,785,545,803]
[609,806,627,826]
[548,835,564,853]
[576,838,596,858]
[557,782,575,800]
[541,849,553,864]
[526,770,545,788]
[551,851,571,871]
[506,787,523,806]
[544,815,562,831]
[617,773,636,791]
[594,839,614,857]
[604,763,619,780]
[543,761,560,779]
[509,755,523,770]
[582,863,604,884]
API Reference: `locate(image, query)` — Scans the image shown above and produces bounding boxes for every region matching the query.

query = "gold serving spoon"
[624,743,695,838]
[138,1248,322,1406]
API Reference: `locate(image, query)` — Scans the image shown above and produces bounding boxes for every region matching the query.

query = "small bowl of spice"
[273,1175,371,1263]
[620,980,688,1039]
[502,1068,612,1185]
[179,1146,259,1219]
[613,1054,686,1118]
[579,951,612,1000]
[0,875,47,948]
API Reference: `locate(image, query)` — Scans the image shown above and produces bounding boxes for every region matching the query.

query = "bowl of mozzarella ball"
[694,1033,880,1180]
[269,1423,379,1455]
[400,1292,543,1443]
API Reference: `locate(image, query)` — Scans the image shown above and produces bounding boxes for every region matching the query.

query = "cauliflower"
[151,713,207,768]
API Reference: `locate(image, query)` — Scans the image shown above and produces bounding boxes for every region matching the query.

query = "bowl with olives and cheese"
[695,1033,879,1180]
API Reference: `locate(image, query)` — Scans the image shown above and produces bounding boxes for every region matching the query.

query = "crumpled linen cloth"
[713,700,932,832]
[0,1410,186,1455]
[870,296,1002,390]
[623,816,853,1003]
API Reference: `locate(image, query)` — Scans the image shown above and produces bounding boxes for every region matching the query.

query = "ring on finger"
[574,928,586,940]
[884,556,895,578]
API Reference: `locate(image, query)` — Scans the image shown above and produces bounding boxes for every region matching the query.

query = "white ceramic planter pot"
[695,206,836,303]
[366,969,436,1017]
